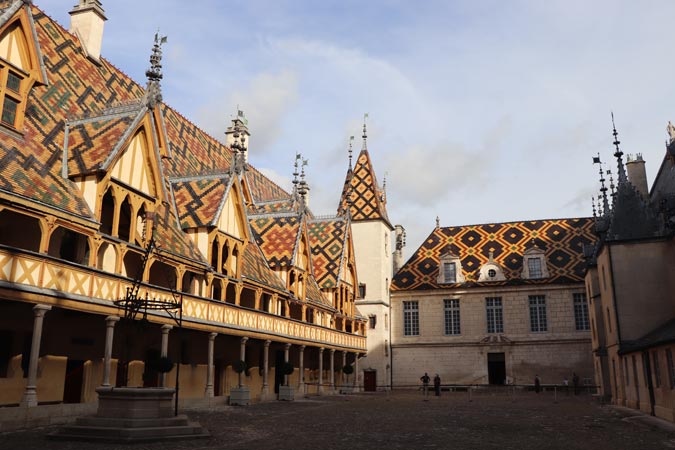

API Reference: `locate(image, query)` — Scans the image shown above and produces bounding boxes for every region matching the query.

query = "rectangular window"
[358,283,366,299]
[528,258,542,278]
[369,315,377,329]
[573,293,590,331]
[6,72,20,93]
[403,301,419,336]
[443,262,456,283]
[529,295,547,332]
[444,299,461,335]
[486,297,503,334]
[667,349,675,389]
[653,351,661,388]
[1,96,17,126]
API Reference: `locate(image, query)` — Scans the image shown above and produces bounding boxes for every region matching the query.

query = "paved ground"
[1,390,674,450]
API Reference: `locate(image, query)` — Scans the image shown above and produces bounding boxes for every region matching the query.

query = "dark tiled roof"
[308,218,347,289]
[244,167,289,203]
[392,218,595,291]
[620,318,675,354]
[338,149,390,224]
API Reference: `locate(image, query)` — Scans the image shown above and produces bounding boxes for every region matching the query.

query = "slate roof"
[308,217,348,289]
[338,149,390,226]
[619,318,675,354]
[392,218,596,291]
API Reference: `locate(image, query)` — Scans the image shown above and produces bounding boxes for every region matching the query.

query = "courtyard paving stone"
[1,390,674,450]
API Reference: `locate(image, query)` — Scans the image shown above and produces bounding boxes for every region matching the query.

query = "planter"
[278,385,294,401]
[229,386,251,406]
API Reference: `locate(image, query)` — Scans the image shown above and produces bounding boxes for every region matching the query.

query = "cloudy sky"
[41,0,675,259]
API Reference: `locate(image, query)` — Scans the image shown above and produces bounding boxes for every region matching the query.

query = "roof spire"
[362,113,369,150]
[298,157,309,214]
[593,154,610,216]
[611,112,627,185]
[591,196,596,218]
[435,216,440,229]
[348,135,354,170]
[292,152,301,199]
[145,32,167,109]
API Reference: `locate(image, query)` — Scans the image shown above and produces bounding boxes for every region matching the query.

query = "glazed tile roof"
[249,215,301,268]
[251,198,296,215]
[392,218,596,291]
[241,243,287,291]
[66,108,142,177]
[171,175,230,229]
[305,274,330,307]
[308,217,348,289]
[244,167,289,203]
[152,203,207,265]
[338,149,390,225]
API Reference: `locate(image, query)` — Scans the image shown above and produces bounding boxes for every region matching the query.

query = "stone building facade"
[391,218,596,387]
[585,124,675,422]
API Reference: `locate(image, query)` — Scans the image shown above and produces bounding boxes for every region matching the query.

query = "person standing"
[534,374,541,393]
[563,376,569,395]
[433,374,441,396]
[572,372,580,395]
[420,372,430,396]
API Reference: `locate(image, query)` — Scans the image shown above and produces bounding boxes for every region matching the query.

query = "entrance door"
[487,353,506,385]
[364,370,376,391]
[63,359,85,403]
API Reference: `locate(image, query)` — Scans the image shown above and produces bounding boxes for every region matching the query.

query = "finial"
[611,112,627,184]
[145,32,167,109]
[608,170,615,198]
[292,152,301,197]
[362,113,368,150]
[591,196,596,218]
[298,158,309,214]
[593,155,610,216]
[348,136,354,170]
[436,216,440,228]
[667,121,675,144]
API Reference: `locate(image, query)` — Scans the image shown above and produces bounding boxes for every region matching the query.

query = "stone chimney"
[393,224,406,274]
[69,0,107,63]
[626,153,649,199]
[225,110,250,162]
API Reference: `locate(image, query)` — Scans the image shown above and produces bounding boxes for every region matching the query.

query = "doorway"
[487,352,506,385]
[63,359,85,403]
[364,370,376,391]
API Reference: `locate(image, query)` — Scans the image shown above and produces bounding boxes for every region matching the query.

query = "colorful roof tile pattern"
[338,149,390,225]
[308,218,348,289]
[251,198,296,215]
[249,215,301,268]
[66,110,140,177]
[241,243,287,291]
[152,203,207,265]
[0,7,145,219]
[392,218,596,291]
[244,167,289,203]
[171,175,230,229]
[305,274,330,307]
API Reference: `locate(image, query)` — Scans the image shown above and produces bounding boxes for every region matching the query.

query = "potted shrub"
[278,361,295,401]
[341,365,354,393]
[229,360,250,406]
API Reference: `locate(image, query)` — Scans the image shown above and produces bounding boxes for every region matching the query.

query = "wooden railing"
[0,247,366,351]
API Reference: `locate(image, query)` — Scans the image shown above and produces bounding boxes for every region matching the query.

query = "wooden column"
[101,315,120,387]
[205,332,217,397]
[20,304,51,407]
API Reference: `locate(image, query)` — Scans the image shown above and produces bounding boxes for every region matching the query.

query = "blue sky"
[40,0,675,259]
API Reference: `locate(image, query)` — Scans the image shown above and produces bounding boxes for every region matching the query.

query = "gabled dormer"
[521,243,549,280]
[0,2,47,133]
[437,250,465,284]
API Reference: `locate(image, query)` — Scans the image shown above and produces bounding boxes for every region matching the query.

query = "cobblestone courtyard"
[1,390,674,450]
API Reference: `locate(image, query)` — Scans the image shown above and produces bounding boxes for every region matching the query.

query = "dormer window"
[521,244,550,280]
[438,251,465,284]
[478,250,506,282]
[0,65,24,128]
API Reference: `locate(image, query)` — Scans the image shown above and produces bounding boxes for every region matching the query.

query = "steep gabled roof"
[308,217,348,289]
[392,218,595,291]
[171,174,231,229]
[249,214,301,269]
[338,149,391,226]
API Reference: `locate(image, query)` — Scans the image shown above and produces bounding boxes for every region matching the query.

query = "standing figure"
[563,376,569,395]
[534,374,541,393]
[434,374,441,396]
[572,372,580,395]
[420,372,430,396]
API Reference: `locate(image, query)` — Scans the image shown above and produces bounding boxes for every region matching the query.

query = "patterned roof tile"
[308,218,347,289]
[172,176,229,229]
[241,243,287,291]
[338,149,390,225]
[249,215,300,268]
[391,218,596,291]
